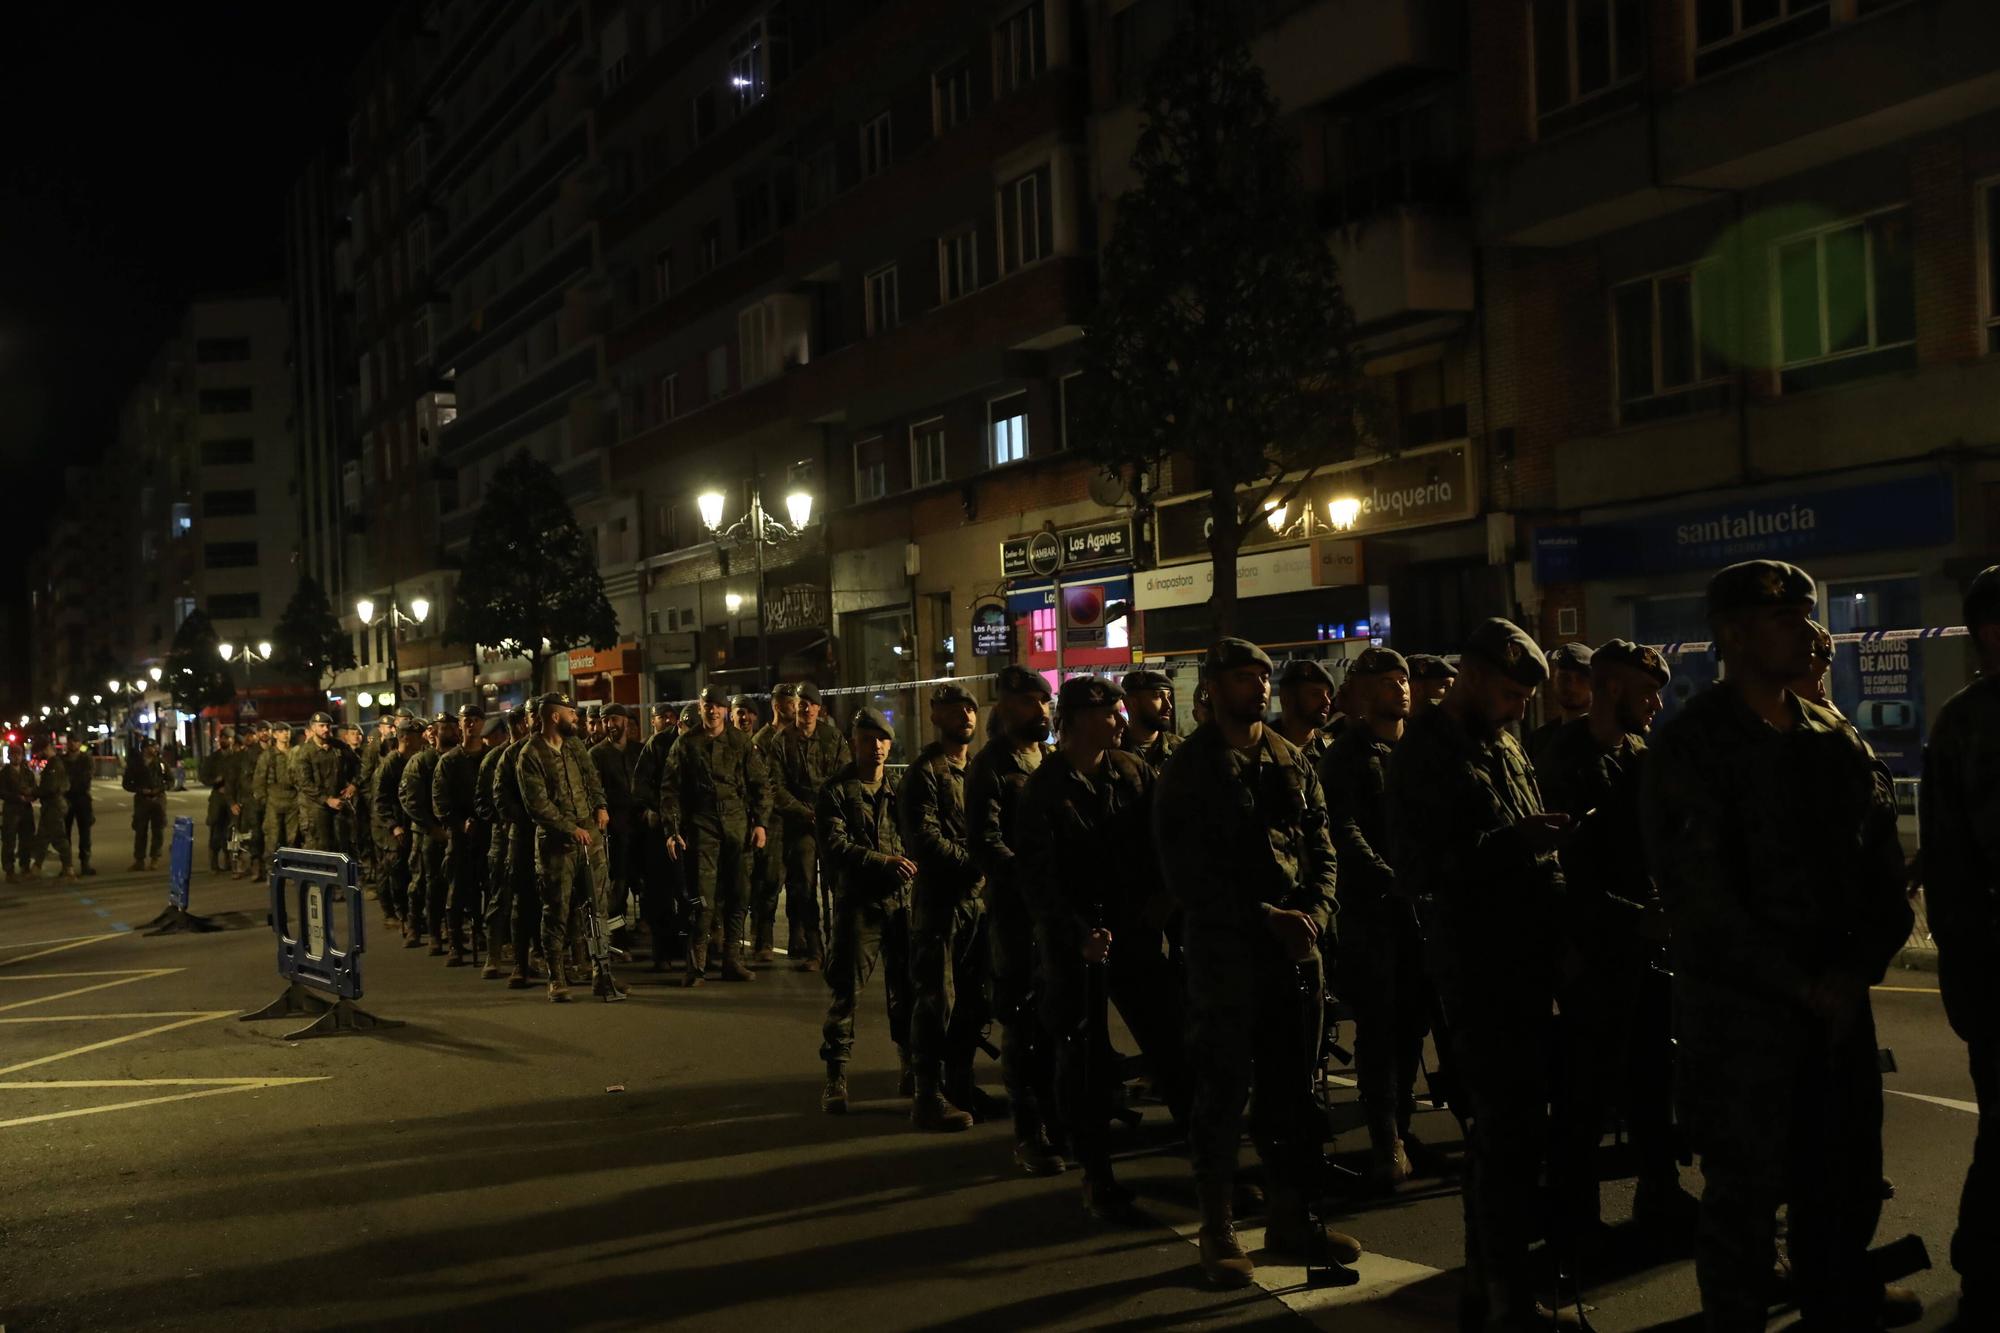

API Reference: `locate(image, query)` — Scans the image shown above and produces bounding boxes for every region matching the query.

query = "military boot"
[910,1073,974,1132]
[821,1064,848,1115]
[128,860,146,872]
[895,1044,915,1098]
[547,967,571,1003]
[592,967,629,1002]
[480,959,503,980]
[1264,1184,1363,1266]
[720,951,756,982]
[1197,1180,1255,1289]
[505,966,529,989]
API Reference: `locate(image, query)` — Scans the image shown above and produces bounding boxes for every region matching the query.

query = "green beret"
[431,712,456,727]
[1058,675,1124,713]
[1592,639,1670,687]
[1349,647,1409,677]
[729,694,755,709]
[698,685,730,706]
[1707,560,1815,616]
[396,717,425,735]
[1406,653,1457,681]
[481,714,511,740]
[651,702,676,717]
[1120,668,1172,693]
[795,681,822,705]
[602,703,632,720]
[1547,643,1594,673]
[1278,658,1336,690]
[309,711,335,725]
[851,706,894,737]
[1205,637,1273,675]
[271,723,296,739]
[930,683,978,707]
[995,664,1052,699]
[457,703,485,720]
[1462,618,1549,687]
[1964,564,2000,630]
[533,692,570,713]
[770,682,798,700]
[392,707,416,720]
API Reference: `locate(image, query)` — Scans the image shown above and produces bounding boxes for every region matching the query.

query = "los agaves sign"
[1001,519,1132,578]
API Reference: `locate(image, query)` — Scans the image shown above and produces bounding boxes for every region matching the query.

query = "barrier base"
[141,905,221,936]
[239,981,404,1041]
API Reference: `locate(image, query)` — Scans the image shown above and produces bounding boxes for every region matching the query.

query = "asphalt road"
[0,780,1980,1332]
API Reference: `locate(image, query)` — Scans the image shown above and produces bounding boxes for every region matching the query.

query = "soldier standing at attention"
[30,741,75,879]
[62,737,96,877]
[476,709,526,980]
[2,743,38,882]
[1316,646,1429,1187]
[200,728,237,873]
[226,726,260,877]
[900,682,988,1133]
[773,683,850,973]
[401,713,455,953]
[817,707,917,1114]
[370,718,423,930]
[357,714,390,878]
[1118,668,1180,772]
[257,724,298,860]
[1020,675,1190,1220]
[589,704,641,949]
[1387,619,1572,1331]
[1405,654,1456,718]
[660,685,770,985]
[632,702,681,969]
[1644,561,1913,1333]
[516,694,607,1002]
[123,739,171,871]
[1528,643,1594,774]
[293,712,349,855]
[1155,638,1360,1288]
[1271,658,1339,768]
[494,702,545,988]
[334,725,365,855]
[433,704,491,966]
[1536,640,1695,1248]
[748,687,793,964]
[967,665,1061,1170]
[1922,564,2000,1328]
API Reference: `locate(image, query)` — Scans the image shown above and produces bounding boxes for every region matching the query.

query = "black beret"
[309,711,335,725]
[1462,618,1549,687]
[930,683,978,707]
[601,703,632,720]
[1964,564,2000,630]
[770,682,798,700]
[1059,675,1125,713]
[392,706,416,720]
[1406,653,1457,681]
[730,694,755,709]
[1592,639,1670,687]
[1547,643,1594,673]
[457,702,485,720]
[698,685,730,706]
[1205,637,1273,675]
[798,681,823,704]
[995,664,1052,699]
[1707,559,1815,615]
[396,717,425,735]
[851,706,894,737]
[1278,658,1336,690]
[431,712,457,727]
[534,692,571,713]
[650,702,676,717]
[271,722,296,738]
[1120,668,1172,693]
[1349,647,1410,677]
[482,714,511,739]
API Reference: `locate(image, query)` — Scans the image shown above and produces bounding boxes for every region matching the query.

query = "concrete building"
[286,145,362,625]
[1472,0,2000,773]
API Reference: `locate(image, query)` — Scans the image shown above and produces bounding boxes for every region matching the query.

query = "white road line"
[0,1011,224,1023]
[0,1081,329,1130]
[0,969,185,980]
[0,971,181,1013]
[0,934,129,968]
[0,1013,235,1078]
[0,1078,331,1089]
[1886,1089,1980,1115]
[1171,1221,1447,1316]
[0,933,134,951]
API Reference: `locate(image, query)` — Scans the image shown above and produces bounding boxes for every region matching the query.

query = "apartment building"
[286,146,362,623]
[1473,0,2000,774]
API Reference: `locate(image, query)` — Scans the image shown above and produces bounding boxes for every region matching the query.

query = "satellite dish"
[1087,468,1132,508]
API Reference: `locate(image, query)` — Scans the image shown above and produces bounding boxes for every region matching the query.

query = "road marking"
[1886,1090,1980,1115]
[1171,1221,1446,1315]
[0,934,129,968]
[0,1011,224,1024]
[0,933,136,951]
[0,1013,234,1078]
[0,970,182,1014]
[0,1079,332,1129]
[1872,985,1941,994]
[0,1077,331,1088]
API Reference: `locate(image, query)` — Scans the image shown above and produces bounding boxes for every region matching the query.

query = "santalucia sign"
[1153,441,1475,564]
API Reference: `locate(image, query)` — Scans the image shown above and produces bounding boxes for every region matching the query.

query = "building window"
[911,417,947,486]
[938,230,978,303]
[739,304,773,385]
[699,219,722,271]
[195,337,251,363]
[1058,371,1087,451]
[1773,207,1915,393]
[1532,0,1643,127]
[201,489,258,518]
[691,86,718,142]
[854,435,888,501]
[198,387,254,414]
[989,392,1029,465]
[934,56,973,135]
[859,111,893,180]
[1694,0,1832,76]
[1982,179,2000,354]
[658,372,679,421]
[1000,169,1049,272]
[203,541,260,570]
[735,175,774,244]
[200,437,255,466]
[865,264,899,336]
[800,142,838,213]
[208,592,261,621]
[995,1,1046,98]
[728,15,785,112]
[706,345,730,401]
[1613,265,1729,423]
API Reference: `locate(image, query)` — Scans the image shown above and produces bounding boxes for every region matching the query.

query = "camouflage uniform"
[1645,683,1909,1331]
[771,720,852,965]
[492,730,544,976]
[1120,728,1180,774]
[515,731,608,988]
[400,736,448,945]
[255,739,298,860]
[62,747,95,873]
[199,745,235,870]
[1,758,39,878]
[30,755,72,873]
[818,760,913,1068]
[659,722,769,975]
[122,753,171,867]
[588,729,640,924]
[631,716,681,962]
[369,737,417,926]
[433,733,487,957]
[899,740,988,1089]
[475,731,513,965]
[293,735,349,853]
[748,716,787,956]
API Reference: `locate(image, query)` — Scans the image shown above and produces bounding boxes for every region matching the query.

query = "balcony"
[1481,0,2000,247]
[1330,205,1472,334]
[431,117,590,282]
[440,340,600,465]
[434,227,594,370]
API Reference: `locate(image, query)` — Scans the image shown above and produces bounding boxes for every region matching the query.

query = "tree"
[270,574,357,690]
[164,609,236,715]
[446,453,618,691]
[1076,10,1368,636]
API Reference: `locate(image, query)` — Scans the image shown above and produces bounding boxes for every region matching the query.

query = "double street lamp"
[354,594,430,702]
[698,478,813,689]
[217,640,273,681]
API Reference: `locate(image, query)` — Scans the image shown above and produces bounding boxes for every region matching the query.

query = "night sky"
[0,2,399,705]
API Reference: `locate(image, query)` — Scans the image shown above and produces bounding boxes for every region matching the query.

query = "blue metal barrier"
[143,817,215,935]
[240,847,401,1039]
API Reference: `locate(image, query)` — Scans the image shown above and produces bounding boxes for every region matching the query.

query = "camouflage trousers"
[988,877,1056,1141]
[819,894,911,1067]
[131,796,166,865]
[2,805,33,873]
[372,827,409,922]
[681,816,752,971]
[411,828,448,939]
[532,831,611,983]
[31,803,73,871]
[908,886,989,1082]
[784,827,824,964]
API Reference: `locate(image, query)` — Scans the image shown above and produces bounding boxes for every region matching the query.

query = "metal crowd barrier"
[240,848,402,1040]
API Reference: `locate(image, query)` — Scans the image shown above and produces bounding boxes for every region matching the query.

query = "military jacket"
[1154,723,1337,937]
[589,738,640,829]
[1317,725,1398,913]
[0,762,37,811]
[494,738,532,827]
[562,735,608,816]
[817,763,908,908]
[294,740,348,816]
[356,742,381,810]
[199,749,232,820]
[896,742,981,901]
[122,756,171,800]
[1643,683,1910,1006]
[632,728,677,816]
[399,746,444,831]
[1536,716,1654,941]
[1121,728,1181,774]
[659,726,770,838]
[966,735,1048,892]
[372,750,412,835]
[63,751,94,801]
[517,734,597,835]
[769,723,851,831]
[255,745,299,812]
[1920,673,2000,1039]
[433,745,483,827]
[1016,748,1159,953]
[474,743,508,825]
[35,761,69,820]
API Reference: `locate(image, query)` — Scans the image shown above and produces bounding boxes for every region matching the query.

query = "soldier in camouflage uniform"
[227,726,261,877]
[516,693,616,1002]
[494,702,547,988]
[476,709,526,980]
[356,714,392,879]
[1922,564,2000,1326]
[1388,619,1573,1329]
[1271,657,1339,767]
[1644,561,1913,1333]
[749,687,793,963]
[966,664,1060,1169]
[293,712,350,854]
[371,717,425,930]
[400,713,454,952]
[1155,638,1358,1288]
[1406,654,1456,719]
[254,723,299,863]
[817,707,916,1114]
[432,704,490,965]
[62,736,96,876]
[29,742,74,878]
[1118,668,1180,772]
[660,685,769,985]
[1527,642,1594,776]
[199,728,239,873]
[122,740,171,871]
[1,743,38,882]
[589,704,642,949]
[771,682,851,973]
[631,702,680,969]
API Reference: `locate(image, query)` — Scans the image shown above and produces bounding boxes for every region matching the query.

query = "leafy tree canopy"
[270,574,358,689]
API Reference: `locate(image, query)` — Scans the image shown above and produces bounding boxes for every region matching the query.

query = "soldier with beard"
[1528,643,1595,775]
[1537,640,1696,1250]
[660,686,770,985]
[1271,658,1339,767]
[771,683,850,973]
[1118,668,1180,772]
[749,687,793,963]
[518,694,620,1002]
[1406,655,1456,719]
[967,665,1062,1172]
[632,702,682,969]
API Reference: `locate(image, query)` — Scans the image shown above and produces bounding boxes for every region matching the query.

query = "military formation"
[5,556,1997,1331]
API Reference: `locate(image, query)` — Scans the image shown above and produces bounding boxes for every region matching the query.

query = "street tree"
[163,609,236,718]
[270,574,358,691]
[1076,10,1368,636]
[446,452,618,691]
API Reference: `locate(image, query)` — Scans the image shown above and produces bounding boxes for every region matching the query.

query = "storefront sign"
[1153,442,1475,564]
[566,643,639,675]
[764,583,829,633]
[1133,545,1318,611]
[1531,474,1955,583]
[971,602,1012,657]
[1835,638,1925,778]
[1312,539,1363,587]
[1002,521,1131,577]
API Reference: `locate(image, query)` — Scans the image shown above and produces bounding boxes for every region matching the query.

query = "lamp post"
[354,591,431,707]
[217,640,273,682]
[698,475,814,690]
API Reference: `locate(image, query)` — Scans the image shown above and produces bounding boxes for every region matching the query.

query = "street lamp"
[698,471,815,690]
[1326,495,1362,532]
[355,590,431,702]
[724,592,744,615]
[148,666,163,684]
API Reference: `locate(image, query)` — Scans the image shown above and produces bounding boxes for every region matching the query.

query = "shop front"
[999,517,1139,687]
[563,642,643,708]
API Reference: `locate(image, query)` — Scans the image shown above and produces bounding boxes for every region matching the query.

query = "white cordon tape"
[1647,626,1968,657]
[821,672,999,699]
